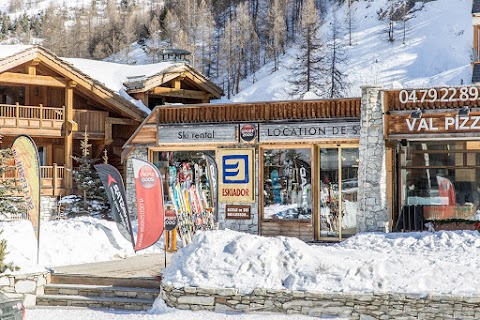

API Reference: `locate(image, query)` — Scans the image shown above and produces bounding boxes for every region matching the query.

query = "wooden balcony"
[40,164,66,196]
[3,164,66,197]
[74,110,108,139]
[0,103,64,136]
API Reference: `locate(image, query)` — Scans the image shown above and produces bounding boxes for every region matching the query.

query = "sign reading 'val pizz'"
[386,113,480,137]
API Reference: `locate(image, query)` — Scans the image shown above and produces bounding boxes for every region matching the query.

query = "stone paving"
[51,252,169,279]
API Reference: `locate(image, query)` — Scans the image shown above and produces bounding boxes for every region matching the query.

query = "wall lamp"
[458,106,470,116]
[410,108,422,119]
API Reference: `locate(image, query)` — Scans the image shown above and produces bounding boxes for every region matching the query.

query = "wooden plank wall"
[158,99,361,124]
[261,221,314,242]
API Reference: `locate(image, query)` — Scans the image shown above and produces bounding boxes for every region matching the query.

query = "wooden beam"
[106,117,138,125]
[0,72,67,87]
[26,58,41,75]
[64,81,75,191]
[151,87,210,100]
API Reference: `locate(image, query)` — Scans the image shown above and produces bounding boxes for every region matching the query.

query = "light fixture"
[458,106,470,116]
[410,108,422,119]
[34,87,39,96]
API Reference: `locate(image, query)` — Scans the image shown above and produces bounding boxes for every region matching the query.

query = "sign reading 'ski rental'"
[219,148,255,203]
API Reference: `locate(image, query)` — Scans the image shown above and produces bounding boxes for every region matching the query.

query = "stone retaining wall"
[161,285,480,319]
[0,272,50,306]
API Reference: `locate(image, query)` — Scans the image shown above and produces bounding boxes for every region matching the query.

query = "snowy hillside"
[0,0,473,102]
[232,0,473,102]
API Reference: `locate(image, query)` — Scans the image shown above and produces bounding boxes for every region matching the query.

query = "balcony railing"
[2,164,66,196]
[0,103,64,130]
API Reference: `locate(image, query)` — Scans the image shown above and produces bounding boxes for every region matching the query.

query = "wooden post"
[39,104,43,128]
[15,102,19,127]
[165,229,177,252]
[53,163,58,196]
[64,81,76,192]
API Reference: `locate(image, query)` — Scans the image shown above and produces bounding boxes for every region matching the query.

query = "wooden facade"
[124,98,362,241]
[0,45,221,197]
[125,64,222,109]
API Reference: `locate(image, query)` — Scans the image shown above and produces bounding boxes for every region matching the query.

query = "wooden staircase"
[36,274,161,310]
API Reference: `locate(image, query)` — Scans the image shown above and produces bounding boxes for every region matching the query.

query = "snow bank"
[162,229,480,296]
[0,216,164,274]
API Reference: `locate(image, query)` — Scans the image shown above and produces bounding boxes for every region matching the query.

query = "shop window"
[320,147,359,238]
[262,148,312,220]
[152,150,216,223]
[400,141,480,225]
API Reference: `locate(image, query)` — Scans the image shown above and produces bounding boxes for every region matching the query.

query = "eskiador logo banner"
[218,148,255,203]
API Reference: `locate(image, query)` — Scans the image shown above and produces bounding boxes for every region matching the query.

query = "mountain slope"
[231,0,472,102]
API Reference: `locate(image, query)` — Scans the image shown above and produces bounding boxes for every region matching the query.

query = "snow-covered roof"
[0,44,33,59]
[63,58,179,93]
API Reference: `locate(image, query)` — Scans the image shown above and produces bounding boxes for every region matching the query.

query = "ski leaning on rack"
[168,166,192,246]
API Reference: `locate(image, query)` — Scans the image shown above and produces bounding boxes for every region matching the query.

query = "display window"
[262,147,312,220]
[400,141,480,222]
[152,150,217,243]
[319,146,359,239]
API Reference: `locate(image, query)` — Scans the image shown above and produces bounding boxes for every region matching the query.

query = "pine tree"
[0,146,25,219]
[321,13,349,99]
[71,127,109,218]
[0,229,18,273]
[287,0,324,98]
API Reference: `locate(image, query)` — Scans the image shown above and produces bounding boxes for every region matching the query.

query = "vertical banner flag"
[132,158,165,251]
[203,153,218,220]
[11,135,41,239]
[94,164,135,249]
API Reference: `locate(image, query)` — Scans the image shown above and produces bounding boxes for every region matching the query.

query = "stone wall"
[41,196,59,220]
[0,272,50,306]
[161,285,480,319]
[357,86,388,232]
[125,147,149,219]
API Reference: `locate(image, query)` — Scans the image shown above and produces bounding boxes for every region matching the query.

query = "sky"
[1,216,479,320]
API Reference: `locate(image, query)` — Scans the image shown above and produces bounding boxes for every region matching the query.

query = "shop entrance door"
[318,146,359,240]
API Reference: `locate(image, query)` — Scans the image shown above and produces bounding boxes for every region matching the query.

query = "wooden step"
[44,283,160,300]
[50,274,161,289]
[36,294,155,311]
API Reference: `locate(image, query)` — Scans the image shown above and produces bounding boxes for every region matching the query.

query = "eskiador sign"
[218,148,255,203]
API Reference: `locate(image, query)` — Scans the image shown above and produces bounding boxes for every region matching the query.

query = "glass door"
[318,146,359,240]
[319,148,340,238]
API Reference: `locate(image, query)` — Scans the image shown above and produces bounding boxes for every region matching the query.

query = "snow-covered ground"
[10,216,480,297]
[2,216,480,319]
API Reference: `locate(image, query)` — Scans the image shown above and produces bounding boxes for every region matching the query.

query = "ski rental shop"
[121,96,380,243]
[383,85,480,232]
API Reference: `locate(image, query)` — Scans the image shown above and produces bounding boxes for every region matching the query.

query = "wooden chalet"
[123,49,222,108]
[0,45,222,198]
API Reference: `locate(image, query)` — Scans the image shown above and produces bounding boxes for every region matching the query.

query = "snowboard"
[271,169,282,204]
